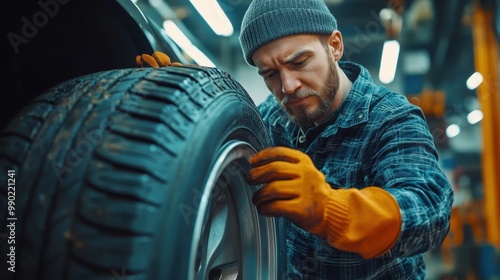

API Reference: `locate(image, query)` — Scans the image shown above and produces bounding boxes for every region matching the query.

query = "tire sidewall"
[151,91,283,279]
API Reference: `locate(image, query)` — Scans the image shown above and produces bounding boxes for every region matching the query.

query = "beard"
[280,56,340,127]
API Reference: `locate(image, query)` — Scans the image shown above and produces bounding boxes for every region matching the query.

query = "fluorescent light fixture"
[163,20,215,67]
[467,109,483,124]
[466,72,483,90]
[446,124,461,138]
[189,0,234,36]
[379,40,400,84]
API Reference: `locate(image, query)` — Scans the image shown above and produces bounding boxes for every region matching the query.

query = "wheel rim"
[189,140,278,280]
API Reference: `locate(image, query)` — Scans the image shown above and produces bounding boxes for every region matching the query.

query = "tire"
[0,66,285,279]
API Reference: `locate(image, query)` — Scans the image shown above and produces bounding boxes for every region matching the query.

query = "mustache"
[280,91,319,106]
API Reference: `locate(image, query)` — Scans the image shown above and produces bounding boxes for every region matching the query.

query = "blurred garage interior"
[2,0,500,278]
[132,0,500,279]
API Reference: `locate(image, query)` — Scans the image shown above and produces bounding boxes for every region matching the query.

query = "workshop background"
[139,0,498,279]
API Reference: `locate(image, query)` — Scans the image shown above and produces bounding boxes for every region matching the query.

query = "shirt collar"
[319,61,373,137]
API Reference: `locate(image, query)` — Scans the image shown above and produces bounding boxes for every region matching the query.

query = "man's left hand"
[246,146,333,236]
[136,51,183,68]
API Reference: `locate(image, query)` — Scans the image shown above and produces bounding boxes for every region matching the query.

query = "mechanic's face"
[252,33,342,127]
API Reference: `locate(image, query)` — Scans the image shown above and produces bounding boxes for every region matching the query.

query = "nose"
[280,71,301,95]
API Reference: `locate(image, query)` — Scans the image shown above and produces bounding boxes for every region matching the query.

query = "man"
[238,0,452,279]
[136,0,453,278]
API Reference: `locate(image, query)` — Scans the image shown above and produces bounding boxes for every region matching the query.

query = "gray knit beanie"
[239,0,337,66]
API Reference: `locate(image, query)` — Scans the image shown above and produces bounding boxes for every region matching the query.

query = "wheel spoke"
[196,187,241,278]
[207,189,241,268]
[191,141,279,280]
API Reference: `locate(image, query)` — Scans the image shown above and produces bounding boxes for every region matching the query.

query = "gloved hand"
[246,146,334,236]
[135,51,183,68]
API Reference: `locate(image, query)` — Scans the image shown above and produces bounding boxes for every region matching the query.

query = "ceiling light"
[446,124,461,138]
[163,20,215,67]
[467,110,483,124]
[189,0,234,37]
[379,40,400,84]
[466,72,483,90]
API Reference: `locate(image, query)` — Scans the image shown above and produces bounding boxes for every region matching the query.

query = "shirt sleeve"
[320,102,453,259]
[370,103,453,257]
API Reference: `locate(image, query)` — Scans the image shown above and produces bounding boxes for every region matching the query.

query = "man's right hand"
[136,51,183,68]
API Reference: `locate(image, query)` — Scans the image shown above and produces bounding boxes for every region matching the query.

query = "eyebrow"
[283,49,312,65]
[257,49,313,76]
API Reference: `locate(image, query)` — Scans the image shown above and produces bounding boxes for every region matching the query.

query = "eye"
[291,59,306,68]
[263,71,277,80]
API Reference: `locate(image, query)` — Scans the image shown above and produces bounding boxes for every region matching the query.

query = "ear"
[328,30,344,61]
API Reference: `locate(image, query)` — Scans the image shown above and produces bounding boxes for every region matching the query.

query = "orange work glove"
[135,51,183,68]
[246,146,334,236]
[246,146,402,259]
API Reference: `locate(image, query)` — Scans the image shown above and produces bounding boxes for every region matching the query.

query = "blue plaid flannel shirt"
[257,61,453,279]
